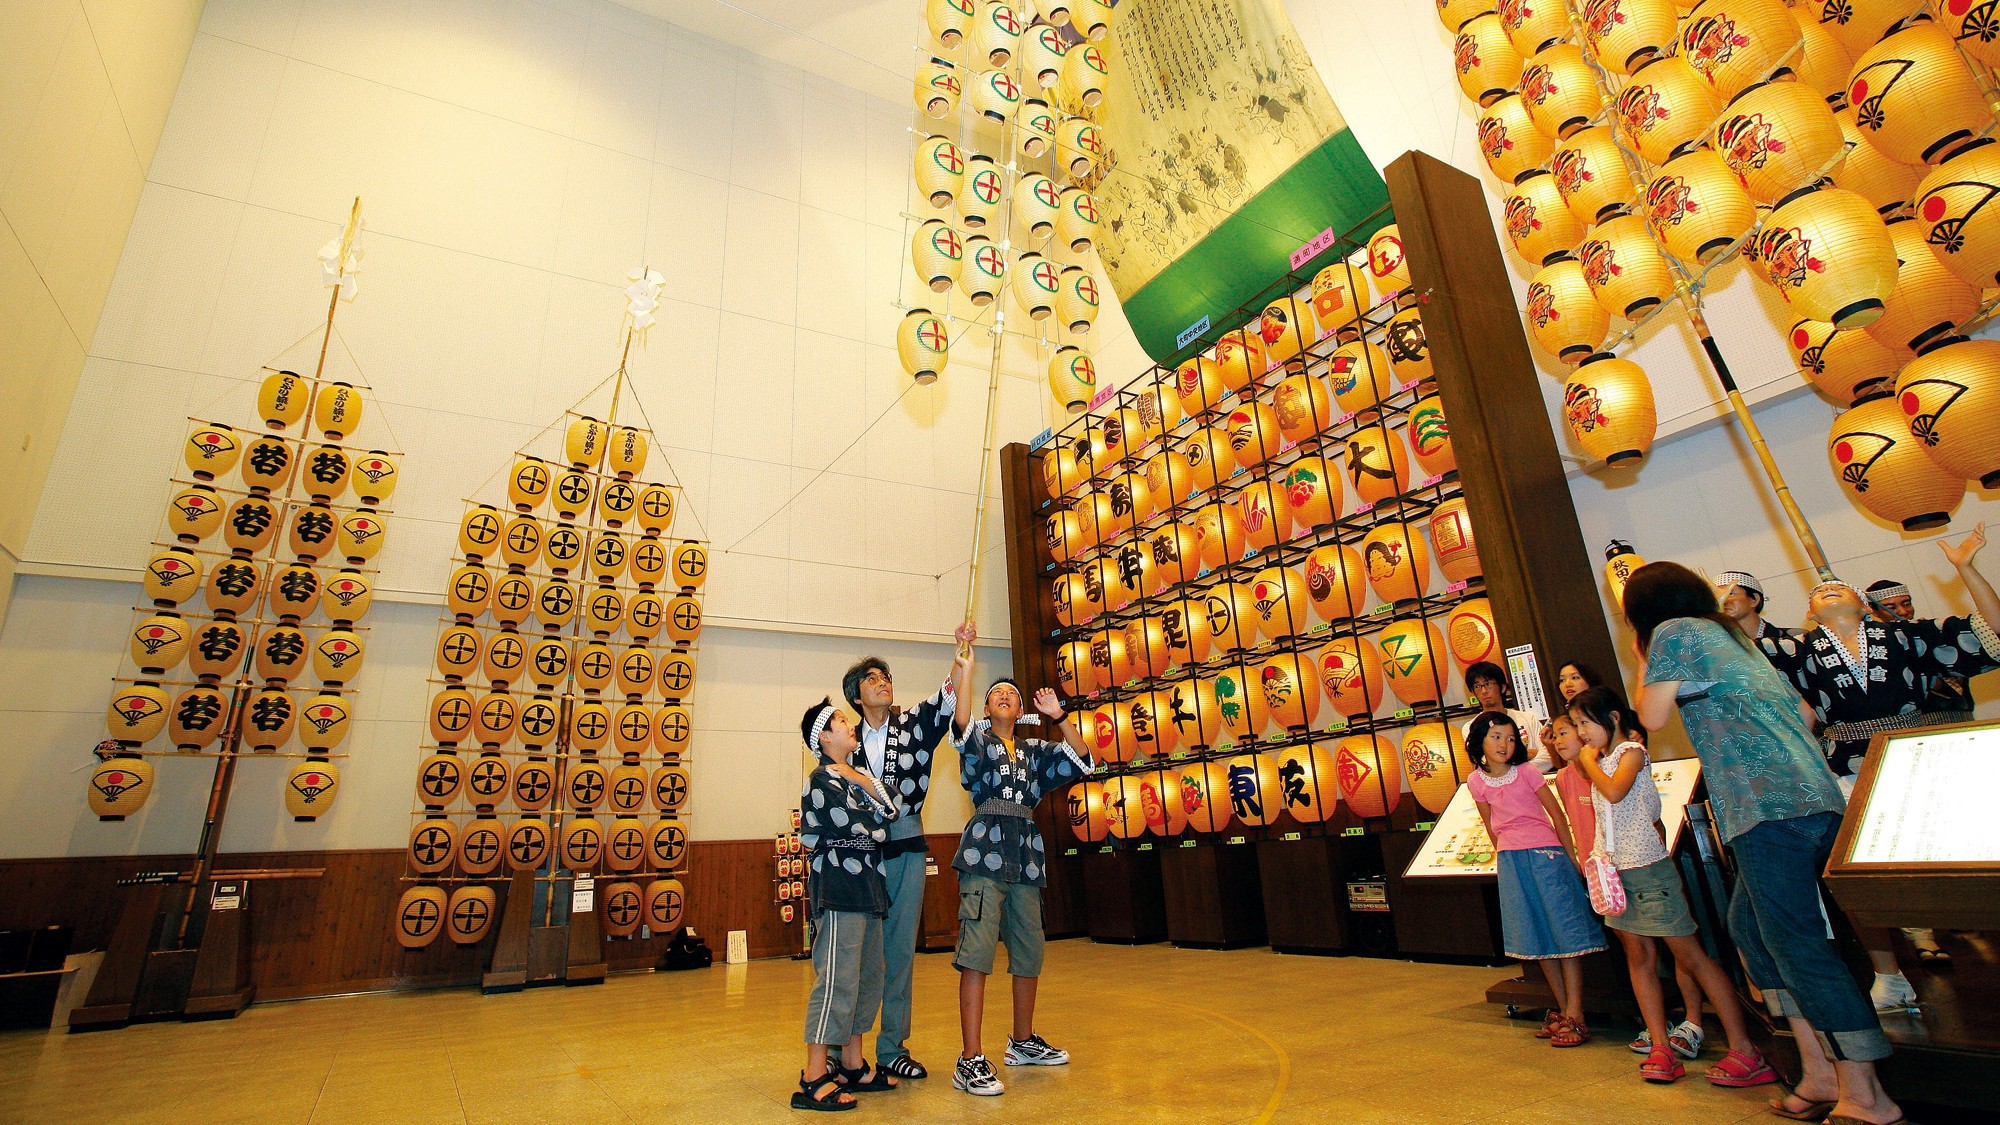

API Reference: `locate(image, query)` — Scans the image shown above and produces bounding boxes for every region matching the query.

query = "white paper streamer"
[625,266,664,336]
[318,230,364,300]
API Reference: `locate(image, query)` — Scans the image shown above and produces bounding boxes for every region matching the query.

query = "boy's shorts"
[953,872,1045,977]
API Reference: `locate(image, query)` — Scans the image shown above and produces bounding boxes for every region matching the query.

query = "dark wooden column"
[1386,150,1622,702]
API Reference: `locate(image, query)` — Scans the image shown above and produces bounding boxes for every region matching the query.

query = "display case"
[1827,718,2000,931]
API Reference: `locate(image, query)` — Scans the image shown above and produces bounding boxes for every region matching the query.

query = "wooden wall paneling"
[1385,150,1623,701]
[918,835,963,953]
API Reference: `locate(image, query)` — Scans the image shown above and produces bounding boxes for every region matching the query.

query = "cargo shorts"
[953,872,1045,977]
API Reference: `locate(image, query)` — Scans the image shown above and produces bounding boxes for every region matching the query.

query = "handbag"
[1583,784,1628,916]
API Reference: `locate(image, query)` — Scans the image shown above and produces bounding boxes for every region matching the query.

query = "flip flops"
[1768,1089,1837,1122]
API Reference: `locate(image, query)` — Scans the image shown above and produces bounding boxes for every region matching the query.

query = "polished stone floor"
[0,940,1793,1123]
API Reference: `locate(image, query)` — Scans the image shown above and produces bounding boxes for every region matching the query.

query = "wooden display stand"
[1160,840,1264,949]
[481,872,602,991]
[1258,836,1352,954]
[1381,831,1504,960]
[1080,847,1167,944]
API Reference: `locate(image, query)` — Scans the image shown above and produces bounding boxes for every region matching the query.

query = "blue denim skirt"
[1497,847,1607,960]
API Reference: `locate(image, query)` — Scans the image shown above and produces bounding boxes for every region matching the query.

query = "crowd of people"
[782,527,1997,1121]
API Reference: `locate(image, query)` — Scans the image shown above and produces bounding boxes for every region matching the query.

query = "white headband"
[1714,570,1762,596]
[1869,583,1910,602]
[1809,579,1862,601]
[805,702,836,753]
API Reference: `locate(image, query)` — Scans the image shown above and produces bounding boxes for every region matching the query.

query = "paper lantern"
[505,817,551,868]
[1406,397,1457,479]
[181,423,241,482]
[300,444,350,501]
[1791,8,1855,100]
[1645,149,1758,268]
[1186,426,1239,493]
[216,498,272,559]
[284,760,339,821]
[517,695,560,749]
[88,756,155,820]
[1807,0,1924,58]
[313,381,362,439]
[915,58,961,118]
[592,881,641,937]
[1146,676,1204,750]
[667,541,707,591]
[1379,619,1450,705]
[468,690,515,749]
[409,818,460,875]
[1429,496,1484,582]
[1563,352,1657,464]
[1367,225,1410,300]
[1048,345,1096,414]
[1713,79,1846,207]
[394,886,447,949]
[1024,22,1068,86]
[1524,257,1609,365]
[650,818,691,869]
[1056,265,1099,333]
[1097,776,1145,839]
[1221,401,1281,471]
[458,505,502,562]
[1059,41,1107,109]
[489,572,534,629]
[1278,456,1340,532]
[914,134,961,208]
[1257,295,1315,372]
[331,509,383,566]
[1439,0,1488,32]
[240,434,292,494]
[1329,333,1395,418]
[1304,543,1369,622]
[562,417,608,472]
[1580,0,1677,73]
[1789,317,1908,402]
[1678,0,1802,101]
[1016,172,1061,237]
[558,814,605,870]
[1829,388,1965,529]
[961,235,1004,305]
[1446,598,1502,669]
[1402,722,1472,813]
[1338,734,1405,819]
[1869,217,1980,353]
[129,614,189,675]
[1213,329,1268,393]
[1192,502,1248,571]
[912,219,963,293]
[1057,638,1095,695]
[258,370,308,429]
[1104,620,1144,685]
[1080,703,1125,763]
[143,547,203,606]
[1833,106,1922,217]
[649,762,692,813]
[972,0,1022,65]
[166,685,225,750]
[1218,754,1283,826]
[1521,44,1604,140]
[313,627,365,686]
[1130,377,1183,447]
[1057,117,1104,178]
[1244,565,1309,641]
[643,877,686,932]
[1343,426,1411,506]
[1179,760,1234,833]
[1127,766,1182,835]
[1476,95,1554,191]
[960,150,1007,228]
[186,618,247,682]
[428,685,474,746]
[242,688,294,751]
[635,485,675,537]
[1752,186,1896,327]
[1550,127,1635,228]
[1310,260,1366,338]
[1385,305,1433,387]
[1153,522,1204,590]
[417,752,466,807]
[1848,24,1989,166]
[1063,782,1109,843]
[441,884,497,944]
[288,500,339,562]
[352,451,398,504]
[1500,0,1570,55]
[1578,212,1674,319]
[1936,0,2000,68]
[166,485,223,543]
[1019,98,1057,158]
[1613,56,1721,165]
[1107,538,1155,606]
[663,594,702,647]
[1458,14,1527,107]
[1143,450,1194,516]
[1316,635,1385,720]
[1915,139,2000,290]
[1218,665,1269,744]
[105,683,168,745]
[604,817,647,872]
[1896,336,2000,486]
[1503,171,1584,267]
[574,642,616,695]
[1361,523,1433,605]
[254,625,309,684]
[550,469,593,521]
[1262,745,1335,823]
[928,0,972,45]
[1603,539,1647,607]
[1124,614,1172,679]
[1261,652,1324,732]
[1194,585,1252,660]
[503,457,547,512]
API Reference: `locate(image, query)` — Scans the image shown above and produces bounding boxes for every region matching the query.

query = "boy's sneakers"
[1004,1034,1070,1066]
[953,1054,1004,1097]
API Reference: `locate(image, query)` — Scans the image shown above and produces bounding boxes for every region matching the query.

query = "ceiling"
[612,0,919,104]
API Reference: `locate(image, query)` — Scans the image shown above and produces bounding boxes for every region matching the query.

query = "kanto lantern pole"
[313,197,364,383]
[960,313,1008,650]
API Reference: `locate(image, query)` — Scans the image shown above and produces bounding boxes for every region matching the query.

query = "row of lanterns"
[398,413,707,949]
[94,372,397,823]
[1454,0,2000,520]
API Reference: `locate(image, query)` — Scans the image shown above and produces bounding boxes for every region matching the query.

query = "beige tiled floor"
[0,941,1788,1123]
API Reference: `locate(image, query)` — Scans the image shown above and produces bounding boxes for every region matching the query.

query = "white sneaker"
[1871,972,1918,1012]
[1004,1033,1070,1066]
[954,1054,1004,1096]
[1668,1020,1705,1060]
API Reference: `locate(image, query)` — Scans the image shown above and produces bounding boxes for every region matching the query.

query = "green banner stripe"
[1120,130,1392,367]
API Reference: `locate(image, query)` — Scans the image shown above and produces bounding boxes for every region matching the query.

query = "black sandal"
[792,1072,857,1112]
[837,1061,899,1092]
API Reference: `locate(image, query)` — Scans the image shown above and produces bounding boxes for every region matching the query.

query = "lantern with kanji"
[1337,733,1405,819]
[1343,425,1410,506]
[1367,224,1410,299]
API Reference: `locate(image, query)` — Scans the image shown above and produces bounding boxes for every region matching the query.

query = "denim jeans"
[871,848,927,1065]
[1726,812,1890,1062]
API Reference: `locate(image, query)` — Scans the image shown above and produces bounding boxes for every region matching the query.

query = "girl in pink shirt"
[1468,711,1606,1047]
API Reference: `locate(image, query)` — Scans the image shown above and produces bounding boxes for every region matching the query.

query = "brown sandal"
[1550,1017,1592,1048]
[1768,1089,1836,1121]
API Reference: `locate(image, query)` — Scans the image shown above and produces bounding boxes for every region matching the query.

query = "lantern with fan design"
[1828,388,1965,529]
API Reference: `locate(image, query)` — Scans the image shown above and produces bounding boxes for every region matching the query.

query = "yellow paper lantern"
[1367,225,1410,300]
[1315,635,1386,719]
[1302,542,1369,623]
[1219,754,1284,826]
[1064,782,1110,843]
[314,627,366,686]
[1386,305,1433,387]
[284,759,339,821]
[1019,98,1057,158]
[166,684,226,751]
[1328,332,1395,418]
[1833,105,1922,217]
[1580,0,1677,73]
[324,569,372,624]
[1405,397,1456,479]
[1457,14,1527,107]
[1896,335,2000,487]
[915,58,961,118]
[664,594,702,646]
[1439,0,1489,32]
[1563,352,1658,464]
[1220,400,1281,471]
[409,817,460,875]
[1500,0,1571,55]
[143,547,203,606]
[1278,455,1340,531]
[1429,496,1484,583]
[257,370,308,430]
[166,485,224,543]
[1056,638,1095,695]
[1402,722,1473,813]
[129,614,189,675]
[1551,126,1636,227]
[648,818,690,869]
[1379,619,1451,705]
[645,878,686,932]
[962,232,1005,303]
[1185,426,1238,493]
[1525,257,1610,364]
[1678,0,1802,101]
[1915,139,2000,289]
[1058,39,1107,109]
[1807,0,1924,59]
[560,816,604,870]
[928,0,972,45]
[1198,581,1254,654]
[1056,265,1099,333]
[1645,149,1758,268]
[313,381,363,439]
[393,886,447,949]
[1521,44,1604,140]
[1153,676,1213,751]
[1311,259,1367,335]
[1246,565,1311,641]
[1791,7,1855,99]
[1343,425,1411,506]
[1934,0,2000,68]
[1788,317,1909,402]
[1613,55,1721,165]
[1338,733,1406,819]
[1503,171,1584,267]
[1072,0,1113,40]
[1134,766,1188,834]
[1048,345,1096,414]
[1258,294,1316,369]
[443,884,496,942]
[564,416,606,470]
[352,450,397,505]
[1578,211,1674,319]
[912,218,963,293]
[1179,759,1235,833]
[254,624,309,684]
[186,618,247,682]
[105,683,169,745]
[88,756,155,819]
[1056,116,1102,178]
[1604,539,1648,607]
[972,0,1023,66]
[1258,652,1323,732]
[1750,186,1896,327]
[608,428,648,478]
[1023,22,1068,86]
[1212,329,1268,393]
[1446,598,1502,669]
[1847,23,1989,166]
[1361,522,1434,605]
[1015,171,1061,237]
[1713,79,1846,206]
[1079,703,1126,764]
[182,422,241,482]
[1829,388,1966,529]
[240,434,292,494]
[1868,216,1980,353]
[1100,776,1148,839]
[914,135,961,209]
[1192,502,1248,572]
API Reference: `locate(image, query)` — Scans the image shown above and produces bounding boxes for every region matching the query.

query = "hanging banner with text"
[1094,0,1391,365]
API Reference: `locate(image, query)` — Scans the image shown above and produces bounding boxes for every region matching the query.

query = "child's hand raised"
[1031,687,1065,719]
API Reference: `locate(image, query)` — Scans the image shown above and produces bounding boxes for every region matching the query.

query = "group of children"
[1469,663,1778,1089]
[791,628,1093,1111]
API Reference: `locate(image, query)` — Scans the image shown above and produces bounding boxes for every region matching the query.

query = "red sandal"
[1550,1017,1592,1048]
[1640,1046,1685,1083]
[1534,1009,1563,1039]
[1705,1048,1777,1088]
